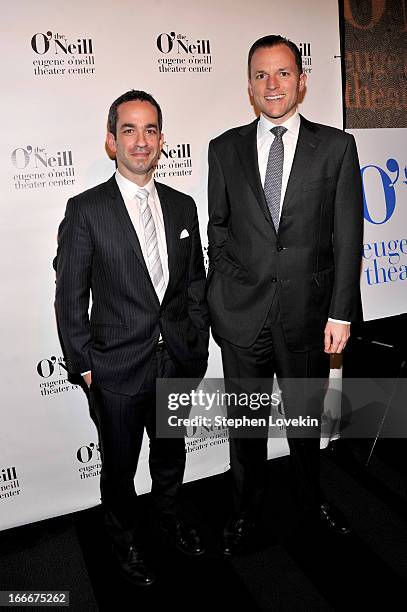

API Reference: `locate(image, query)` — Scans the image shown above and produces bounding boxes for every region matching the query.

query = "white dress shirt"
[257,112,348,325]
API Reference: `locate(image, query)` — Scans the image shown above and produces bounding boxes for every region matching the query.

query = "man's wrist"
[328,318,350,325]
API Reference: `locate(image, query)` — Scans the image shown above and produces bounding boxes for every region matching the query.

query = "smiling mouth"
[265,94,285,101]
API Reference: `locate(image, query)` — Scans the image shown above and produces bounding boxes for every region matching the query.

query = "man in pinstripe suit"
[55,90,209,586]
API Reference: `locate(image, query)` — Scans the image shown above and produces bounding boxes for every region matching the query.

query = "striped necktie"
[264,126,287,231]
[136,188,165,297]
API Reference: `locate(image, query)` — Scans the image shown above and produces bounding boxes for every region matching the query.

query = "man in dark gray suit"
[207,36,363,555]
[55,90,209,585]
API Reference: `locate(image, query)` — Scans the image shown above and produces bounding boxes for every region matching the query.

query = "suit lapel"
[155,181,175,283]
[235,119,273,226]
[282,116,321,214]
[155,181,181,305]
[107,176,151,281]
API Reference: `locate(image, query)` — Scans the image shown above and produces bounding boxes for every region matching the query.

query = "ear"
[298,72,307,93]
[248,78,253,98]
[159,131,164,150]
[106,131,117,154]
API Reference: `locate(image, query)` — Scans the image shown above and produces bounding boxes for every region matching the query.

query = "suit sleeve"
[207,140,230,270]
[187,200,210,339]
[55,198,94,374]
[329,134,363,321]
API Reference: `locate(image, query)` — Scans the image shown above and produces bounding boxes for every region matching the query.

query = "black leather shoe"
[112,545,156,587]
[220,515,255,557]
[160,520,205,556]
[319,502,351,536]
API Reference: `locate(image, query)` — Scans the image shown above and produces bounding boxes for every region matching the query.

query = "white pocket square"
[180,229,189,239]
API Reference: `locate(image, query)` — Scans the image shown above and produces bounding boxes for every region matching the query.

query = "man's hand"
[324,321,350,354]
[83,372,92,387]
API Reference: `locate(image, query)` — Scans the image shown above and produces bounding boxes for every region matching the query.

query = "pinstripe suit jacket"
[55,175,209,395]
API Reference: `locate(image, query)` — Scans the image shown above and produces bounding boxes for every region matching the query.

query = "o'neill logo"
[37,355,80,397]
[11,145,75,191]
[362,157,407,285]
[31,31,95,77]
[0,466,21,501]
[77,442,101,481]
[156,142,193,179]
[156,31,212,74]
[298,42,312,74]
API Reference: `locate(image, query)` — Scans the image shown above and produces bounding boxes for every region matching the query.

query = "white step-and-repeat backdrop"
[1,0,345,530]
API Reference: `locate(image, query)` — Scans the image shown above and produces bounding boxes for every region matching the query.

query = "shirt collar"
[115,170,156,200]
[258,111,300,139]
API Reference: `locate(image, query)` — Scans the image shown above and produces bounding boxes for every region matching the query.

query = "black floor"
[1,440,407,611]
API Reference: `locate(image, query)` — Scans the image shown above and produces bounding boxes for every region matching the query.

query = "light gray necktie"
[264,126,287,231]
[136,188,165,297]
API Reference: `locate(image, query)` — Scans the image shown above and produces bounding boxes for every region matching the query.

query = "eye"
[256,72,267,80]
[123,128,134,134]
[146,128,157,135]
[280,71,289,77]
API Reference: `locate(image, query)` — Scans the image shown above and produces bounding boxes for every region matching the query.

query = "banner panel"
[350,129,407,320]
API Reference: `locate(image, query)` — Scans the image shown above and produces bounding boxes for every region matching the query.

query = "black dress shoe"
[220,515,255,557]
[160,520,205,556]
[112,545,156,587]
[319,502,351,536]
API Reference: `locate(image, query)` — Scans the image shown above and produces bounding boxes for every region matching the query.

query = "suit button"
[276,244,284,252]
[271,277,278,283]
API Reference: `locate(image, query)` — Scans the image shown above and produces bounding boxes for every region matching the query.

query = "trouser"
[219,300,330,517]
[90,344,186,550]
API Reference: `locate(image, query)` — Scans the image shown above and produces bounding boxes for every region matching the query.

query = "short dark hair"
[107,90,163,136]
[248,35,303,76]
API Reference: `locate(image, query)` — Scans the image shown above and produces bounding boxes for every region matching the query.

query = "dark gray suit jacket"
[207,116,363,351]
[55,175,209,395]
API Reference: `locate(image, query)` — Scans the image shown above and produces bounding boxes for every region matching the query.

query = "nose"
[135,131,147,148]
[266,74,279,90]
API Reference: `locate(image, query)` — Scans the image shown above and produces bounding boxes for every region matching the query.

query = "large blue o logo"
[361,158,404,225]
